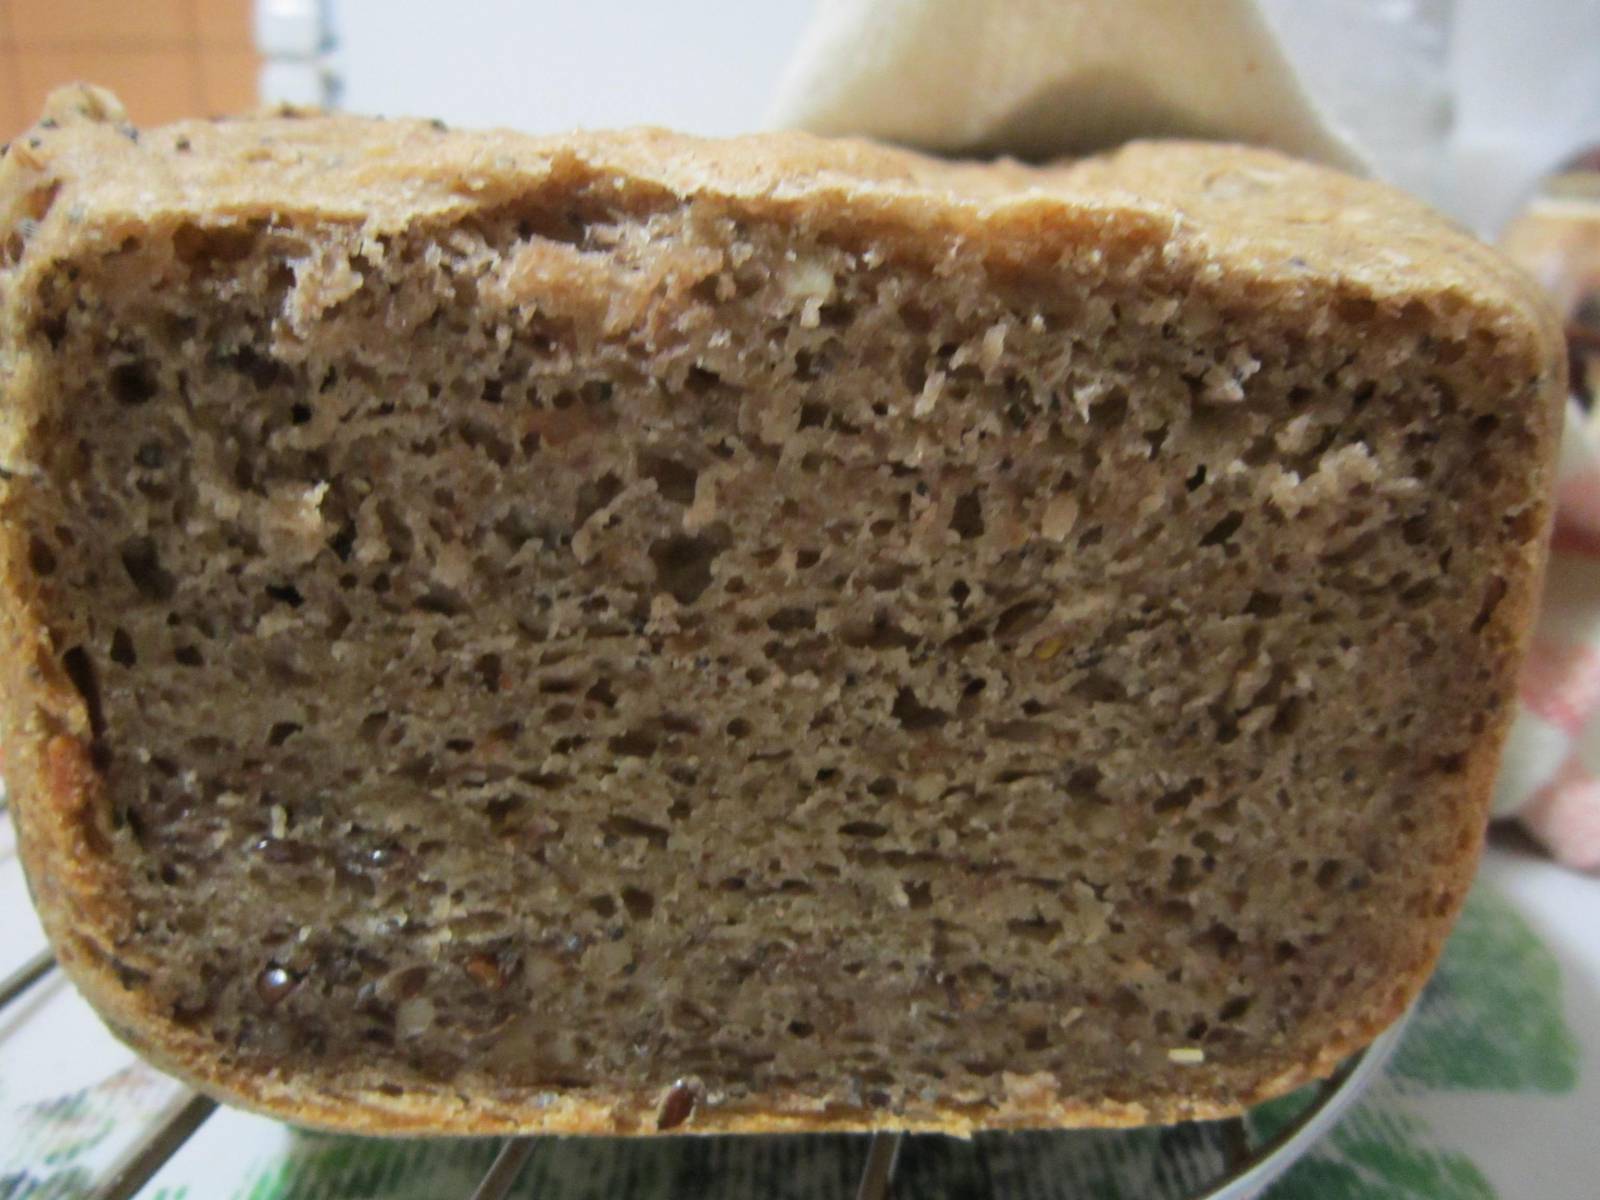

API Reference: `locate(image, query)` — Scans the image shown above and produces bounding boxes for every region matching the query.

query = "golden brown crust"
[0,86,1566,1136]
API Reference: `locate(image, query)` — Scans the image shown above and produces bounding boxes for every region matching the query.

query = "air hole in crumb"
[1243,591,1281,617]
[359,711,389,741]
[788,1020,815,1038]
[1471,576,1508,632]
[1201,922,1241,959]
[1400,579,1436,607]
[601,814,669,847]
[639,454,699,505]
[62,646,106,741]
[994,601,1048,640]
[457,420,512,467]
[892,687,948,732]
[109,628,136,667]
[474,653,503,692]
[795,548,822,569]
[685,365,721,395]
[1214,710,1240,745]
[866,564,911,592]
[1218,996,1252,1022]
[1071,672,1126,704]
[589,894,617,918]
[608,730,658,758]
[174,645,203,667]
[110,361,158,406]
[1504,507,1542,543]
[27,535,56,576]
[798,402,828,429]
[119,537,176,602]
[1200,512,1244,548]
[1067,765,1104,797]
[1336,296,1378,323]
[649,530,726,606]
[268,722,301,747]
[265,582,304,607]
[289,403,312,425]
[574,471,624,526]
[726,718,751,739]
[950,490,985,540]
[621,887,655,920]
[586,678,618,708]
[328,524,356,562]
[324,604,350,643]
[767,607,816,634]
[839,820,890,839]
[1007,916,1063,943]
[1154,780,1202,814]
[416,587,468,617]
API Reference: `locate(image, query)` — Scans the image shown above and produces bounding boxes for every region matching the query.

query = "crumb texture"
[0,104,1560,1134]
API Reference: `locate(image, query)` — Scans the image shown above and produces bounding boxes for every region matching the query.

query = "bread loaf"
[0,86,1563,1135]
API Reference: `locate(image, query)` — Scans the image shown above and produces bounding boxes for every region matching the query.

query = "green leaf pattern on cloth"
[1258,1099,1496,1200]
[1257,888,1578,1200]
[1389,890,1579,1094]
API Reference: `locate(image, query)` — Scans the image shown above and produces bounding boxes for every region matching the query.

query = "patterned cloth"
[1495,403,1600,871]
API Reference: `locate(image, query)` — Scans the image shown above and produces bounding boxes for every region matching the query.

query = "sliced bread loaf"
[0,86,1564,1134]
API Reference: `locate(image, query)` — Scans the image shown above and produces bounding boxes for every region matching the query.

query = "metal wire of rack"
[0,943,1405,1200]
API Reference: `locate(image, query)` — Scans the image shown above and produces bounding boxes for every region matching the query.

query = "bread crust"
[0,85,1565,1135]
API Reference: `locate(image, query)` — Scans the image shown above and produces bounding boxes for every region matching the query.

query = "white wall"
[324,0,815,136]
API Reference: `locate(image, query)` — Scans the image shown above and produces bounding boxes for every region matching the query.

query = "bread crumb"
[1041,494,1079,541]
[396,997,436,1038]
[913,370,946,418]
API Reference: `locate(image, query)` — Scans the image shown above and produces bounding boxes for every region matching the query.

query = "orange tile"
[1,51,25,140]
[198,47,257,117]
[10,0,193,47]
[196,0,251,48]
[18,48,202,126]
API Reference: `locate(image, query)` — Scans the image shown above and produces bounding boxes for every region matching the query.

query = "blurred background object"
[1255,0,1455,206]
[0,0,258,138]
[1502,149,1600,412]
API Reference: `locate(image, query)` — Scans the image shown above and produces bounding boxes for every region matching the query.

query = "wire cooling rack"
[0,941,1405,1200]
